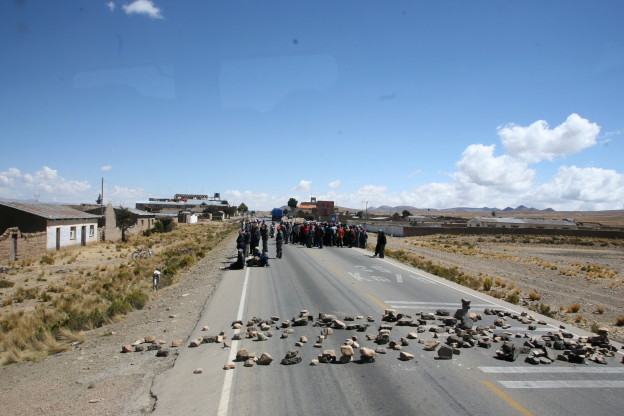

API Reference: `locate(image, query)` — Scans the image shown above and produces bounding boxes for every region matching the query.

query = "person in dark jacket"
[374,230,386,258]
[275,226,284,258]
[221,248,245,270]
[359,227,368,248]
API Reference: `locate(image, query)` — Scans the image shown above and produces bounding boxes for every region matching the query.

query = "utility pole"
[101,177,104,215]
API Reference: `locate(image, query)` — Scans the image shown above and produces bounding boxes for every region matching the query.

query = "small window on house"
[141,219,144,226]
[70,226,76,240]
[89,225,95,236]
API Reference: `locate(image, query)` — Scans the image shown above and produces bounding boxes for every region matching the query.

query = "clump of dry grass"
[595,305,605,314]
[616,316,624,326]
[527,290,541,301]
[567,303,581,313]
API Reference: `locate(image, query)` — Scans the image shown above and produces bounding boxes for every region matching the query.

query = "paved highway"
[152,239,624,415]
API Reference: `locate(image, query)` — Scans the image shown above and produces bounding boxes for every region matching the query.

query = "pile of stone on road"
[158,300,622,373]
[119,335,178,357]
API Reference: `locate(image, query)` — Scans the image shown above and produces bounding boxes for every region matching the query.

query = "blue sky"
[1,0,623,211]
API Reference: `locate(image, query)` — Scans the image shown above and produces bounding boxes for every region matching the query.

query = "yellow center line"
[326,264,343,275]
[482,381,533,416]
[367,294,388,311]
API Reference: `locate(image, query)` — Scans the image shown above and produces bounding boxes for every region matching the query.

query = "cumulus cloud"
[106,1,116,11]
[100,165,113,171]
[122,0,163,19]
[293,180,312,192]
[498,113,600,163]
[0,166,91,201]
[454,144,535,192]
[106,184,151,207]
[225,190,284,210]
[328,180,341,188]
[524,166,624,210]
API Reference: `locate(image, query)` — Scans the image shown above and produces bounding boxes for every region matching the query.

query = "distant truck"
[271,208,284,222]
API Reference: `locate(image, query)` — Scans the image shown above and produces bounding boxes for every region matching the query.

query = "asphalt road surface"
[152,238,624,416]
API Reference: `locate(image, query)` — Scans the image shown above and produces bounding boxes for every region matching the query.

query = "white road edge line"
[217,266,250,416]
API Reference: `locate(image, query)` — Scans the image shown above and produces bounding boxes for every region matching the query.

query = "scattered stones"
[360,347,376,363]
[193,368,203,374]
[144,335,156,343]
[244,359,255,367]
[121,345,134,353]
[437,345,454,360]
[188,338,203,348]
[281,350,302,365]
[310,359,319,366]
[257,353,273,365]
[236,349,250,361]
[399,351,415,361]
[223,364,235,370]
[423,341,440,351]
[319,350,337,363]
[156,349,170,357]
[202,326,210,331]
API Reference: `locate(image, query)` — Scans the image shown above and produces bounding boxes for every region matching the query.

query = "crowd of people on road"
[221,218,387,270]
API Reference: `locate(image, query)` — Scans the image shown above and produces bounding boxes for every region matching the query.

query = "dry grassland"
[0,221,236,365]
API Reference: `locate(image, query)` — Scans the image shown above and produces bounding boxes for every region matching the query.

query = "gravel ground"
[0,236,233,416]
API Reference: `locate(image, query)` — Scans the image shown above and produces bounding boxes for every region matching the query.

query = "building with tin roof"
[0,201,101,261]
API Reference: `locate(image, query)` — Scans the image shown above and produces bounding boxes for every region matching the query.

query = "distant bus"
[271,208,283,221]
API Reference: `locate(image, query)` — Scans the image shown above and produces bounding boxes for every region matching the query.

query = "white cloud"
[524,166,624,210]
[498,113,600,163]
[106,1,116,11]
[105,184,151,207]
[100,165,113,171]
[0,166,91,201]
[454,144,535,192]
[328,180,341,188]
[122,0,163,19]
[407,169,422,179]
[293,180,312,192]
[225,190,284,210]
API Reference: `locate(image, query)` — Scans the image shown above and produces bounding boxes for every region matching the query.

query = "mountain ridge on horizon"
[367,205,555,214]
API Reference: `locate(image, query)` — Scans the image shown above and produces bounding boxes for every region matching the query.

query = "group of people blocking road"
[222,219,387,270]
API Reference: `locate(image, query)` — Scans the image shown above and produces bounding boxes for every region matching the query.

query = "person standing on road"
[261,223,269,252]
[359,227,368,248]
[243,227,251,257]
[275,225,284,258]
[374,230,387,258]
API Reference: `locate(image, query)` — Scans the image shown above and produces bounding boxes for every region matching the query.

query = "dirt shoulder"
[0,234,234,416]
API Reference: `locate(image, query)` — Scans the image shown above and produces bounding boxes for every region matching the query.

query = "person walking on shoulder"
[374,230,387,258]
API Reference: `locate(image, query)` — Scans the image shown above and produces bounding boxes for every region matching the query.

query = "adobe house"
[0,201,100,262]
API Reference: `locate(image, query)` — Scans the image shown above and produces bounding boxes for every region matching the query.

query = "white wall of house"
[46,221,99,250]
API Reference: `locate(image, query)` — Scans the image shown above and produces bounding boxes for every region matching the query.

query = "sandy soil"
[0,230,622,415]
